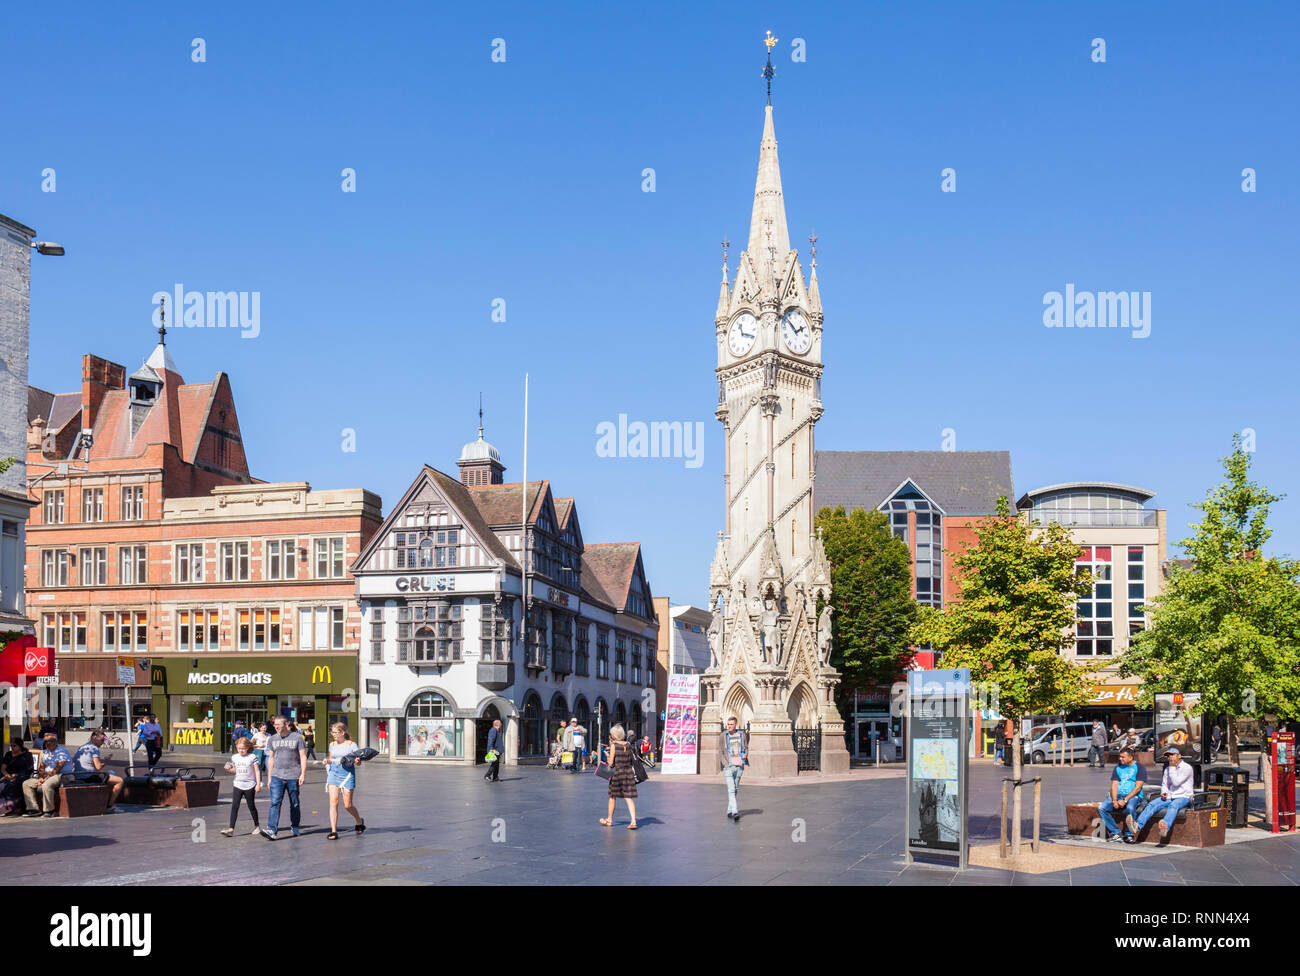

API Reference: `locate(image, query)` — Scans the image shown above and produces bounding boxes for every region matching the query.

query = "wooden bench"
[121,767,220,809]
[1065,792,1225,847]
[57,782,113,818]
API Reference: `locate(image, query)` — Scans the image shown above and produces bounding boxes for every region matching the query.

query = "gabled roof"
[554,497,573,530]
[351,465,520,573]
[27,387,54,427]
[467,480,549,528]
[581,542,643,613]
[815,451,1014,515]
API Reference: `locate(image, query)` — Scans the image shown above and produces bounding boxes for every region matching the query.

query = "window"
[1074,546,1114,656]
[575,621,590,676]
[177,609,221,651]
[81,488,104,522]
[101,611,148,652]
[265,539,297,581]
[299,606,346,650]
[631,639,642,685]
[397,606,411,662]
[615,632,627,682]
[627,570,649,618]
[884,486,943,608]
[1127,545,1146,630]
[239,609,281,651]
[315,537,346,579]
[480,601,512,662]
[175,543,205,583]
[401,693,461,758]
[121,485,145,521]
[42,612,86,653]
[79,547,107,586]
[119,545,148,585]
[597,629,610,678]
[405,601,462,662]
[370,608,385,664]
[41,549,70,587]
[43,490,65,524]
[221,541,250,581]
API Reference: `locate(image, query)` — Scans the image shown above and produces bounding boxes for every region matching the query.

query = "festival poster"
[662,675,700,775]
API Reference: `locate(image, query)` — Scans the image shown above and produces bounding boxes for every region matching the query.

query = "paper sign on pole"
[117,657,136,685]
[661,674,700,774]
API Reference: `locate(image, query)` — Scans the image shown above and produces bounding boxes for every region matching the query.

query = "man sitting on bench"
[22,734,71,818]
[72,729,124,812]
[1100,747,1146,842]
[1128,746,1194,840]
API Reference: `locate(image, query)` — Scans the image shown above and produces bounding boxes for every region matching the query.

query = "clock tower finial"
[158,295,167,346]
[762,31,778,106]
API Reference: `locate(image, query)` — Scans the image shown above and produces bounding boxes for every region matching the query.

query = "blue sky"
[5,1,1297,606]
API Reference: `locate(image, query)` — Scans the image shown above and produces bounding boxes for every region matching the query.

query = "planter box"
[57,783,112,818]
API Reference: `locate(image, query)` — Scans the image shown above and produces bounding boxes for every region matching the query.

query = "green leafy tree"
[1121,435,1300,764]
[814,506,919,709]
[910,496,1094,852]
[0,457,13,475]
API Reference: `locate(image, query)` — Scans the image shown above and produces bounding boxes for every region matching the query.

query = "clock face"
[782,309,812,354]
[728,313,758,356]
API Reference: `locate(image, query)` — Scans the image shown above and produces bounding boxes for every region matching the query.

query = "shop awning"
[0,635,53,685]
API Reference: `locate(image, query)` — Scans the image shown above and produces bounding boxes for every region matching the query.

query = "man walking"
[262,716,307,839]
[1099,747,1147,842]
[718,717,748,821]
[1129,747,1195,840]
[484,719,504,782]
[1088,720,1107,767]
[564,718,587,773]
[140,713,164,768]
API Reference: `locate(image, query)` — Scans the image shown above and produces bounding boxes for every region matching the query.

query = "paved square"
[1,759,1296,885]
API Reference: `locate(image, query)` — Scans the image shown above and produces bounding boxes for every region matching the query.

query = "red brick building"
[23,335,381,752]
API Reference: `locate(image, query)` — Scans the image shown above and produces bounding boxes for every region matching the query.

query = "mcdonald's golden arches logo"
[311,665,332,685]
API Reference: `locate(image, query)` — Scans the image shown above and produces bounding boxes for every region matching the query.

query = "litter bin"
[1204,764,1250,828]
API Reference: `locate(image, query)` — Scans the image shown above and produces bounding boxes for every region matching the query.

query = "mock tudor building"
[353,426,658,765]
[24,330,381,750]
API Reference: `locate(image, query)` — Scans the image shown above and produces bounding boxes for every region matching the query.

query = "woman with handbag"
[599,724,639,830]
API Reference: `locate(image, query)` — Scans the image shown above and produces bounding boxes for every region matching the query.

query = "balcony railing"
[1026,509,1157,528]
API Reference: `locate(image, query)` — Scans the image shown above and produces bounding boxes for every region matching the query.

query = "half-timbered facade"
[353,430,659,765]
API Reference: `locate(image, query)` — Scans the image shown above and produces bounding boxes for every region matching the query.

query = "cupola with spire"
[457,397,505,487]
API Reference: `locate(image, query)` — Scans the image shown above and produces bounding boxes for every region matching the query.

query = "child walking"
[221,735,262,836]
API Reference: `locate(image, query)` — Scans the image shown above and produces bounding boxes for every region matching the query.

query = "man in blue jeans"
[718,717,748,822]
[262,716,307,840]
[1129,747,1195,840]
[1099,747,1146,842]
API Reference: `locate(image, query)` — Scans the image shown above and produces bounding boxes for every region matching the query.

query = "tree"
[910,496,1094,853]
[1121,435,1300,765]
[814,506,919,710]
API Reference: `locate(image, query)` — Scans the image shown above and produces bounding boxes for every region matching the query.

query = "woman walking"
[600,724,638,830]
[251,722,269,773]
[220,735,261,836]
[323,722,366,840]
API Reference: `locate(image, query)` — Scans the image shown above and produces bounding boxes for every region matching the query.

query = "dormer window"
[131,381,156,404]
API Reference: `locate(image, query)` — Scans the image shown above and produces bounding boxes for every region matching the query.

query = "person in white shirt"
[1129,747,1195,839]
[220,737,262,836]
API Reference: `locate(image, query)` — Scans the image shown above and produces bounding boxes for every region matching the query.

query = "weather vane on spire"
[762,30,778,105]
[809,230,818,263]
[478,392,484,438]
[158,295,167,346]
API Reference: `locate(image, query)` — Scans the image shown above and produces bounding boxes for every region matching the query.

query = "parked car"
[1106,728,1155,761]
[1023,722,1094,763]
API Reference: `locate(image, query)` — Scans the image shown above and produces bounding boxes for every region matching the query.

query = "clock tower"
[699,34,850,778]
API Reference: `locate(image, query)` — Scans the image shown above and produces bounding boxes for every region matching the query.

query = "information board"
[905,669,970,869]
[661,674,700,775]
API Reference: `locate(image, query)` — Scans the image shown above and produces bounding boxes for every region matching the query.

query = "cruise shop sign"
[157,657,354,694]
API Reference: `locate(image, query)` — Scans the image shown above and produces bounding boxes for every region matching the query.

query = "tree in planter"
[814,506,920,717]
[1121,435,1300,767]
[910,496,1095,854]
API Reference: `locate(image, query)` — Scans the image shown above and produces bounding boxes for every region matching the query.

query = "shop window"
[401,692,461,757]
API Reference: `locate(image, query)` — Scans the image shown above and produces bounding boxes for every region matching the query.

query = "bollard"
[1032,776,1042,853]
[1000,779,1009,859]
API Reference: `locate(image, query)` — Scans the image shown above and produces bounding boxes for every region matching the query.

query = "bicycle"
[103,733,126,751]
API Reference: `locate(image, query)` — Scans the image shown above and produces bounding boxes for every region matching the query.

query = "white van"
[1023,722,1093,763]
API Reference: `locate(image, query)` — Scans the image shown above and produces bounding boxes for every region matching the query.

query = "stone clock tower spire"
[699,32,850,778]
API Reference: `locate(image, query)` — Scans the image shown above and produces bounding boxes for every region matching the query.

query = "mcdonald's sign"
[151,664,168,691]
[311,665,332,685]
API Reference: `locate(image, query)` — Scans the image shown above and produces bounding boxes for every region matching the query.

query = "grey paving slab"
[2,757,1298,885]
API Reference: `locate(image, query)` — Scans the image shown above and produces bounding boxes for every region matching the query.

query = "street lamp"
[32,242,65,256]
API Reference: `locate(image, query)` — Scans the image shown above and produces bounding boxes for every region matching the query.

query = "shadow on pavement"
[0,834,117,856]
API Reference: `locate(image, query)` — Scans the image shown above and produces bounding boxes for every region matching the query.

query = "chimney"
[81,354,126,433]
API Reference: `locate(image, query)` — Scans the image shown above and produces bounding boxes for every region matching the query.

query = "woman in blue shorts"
[323,722,366,840]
